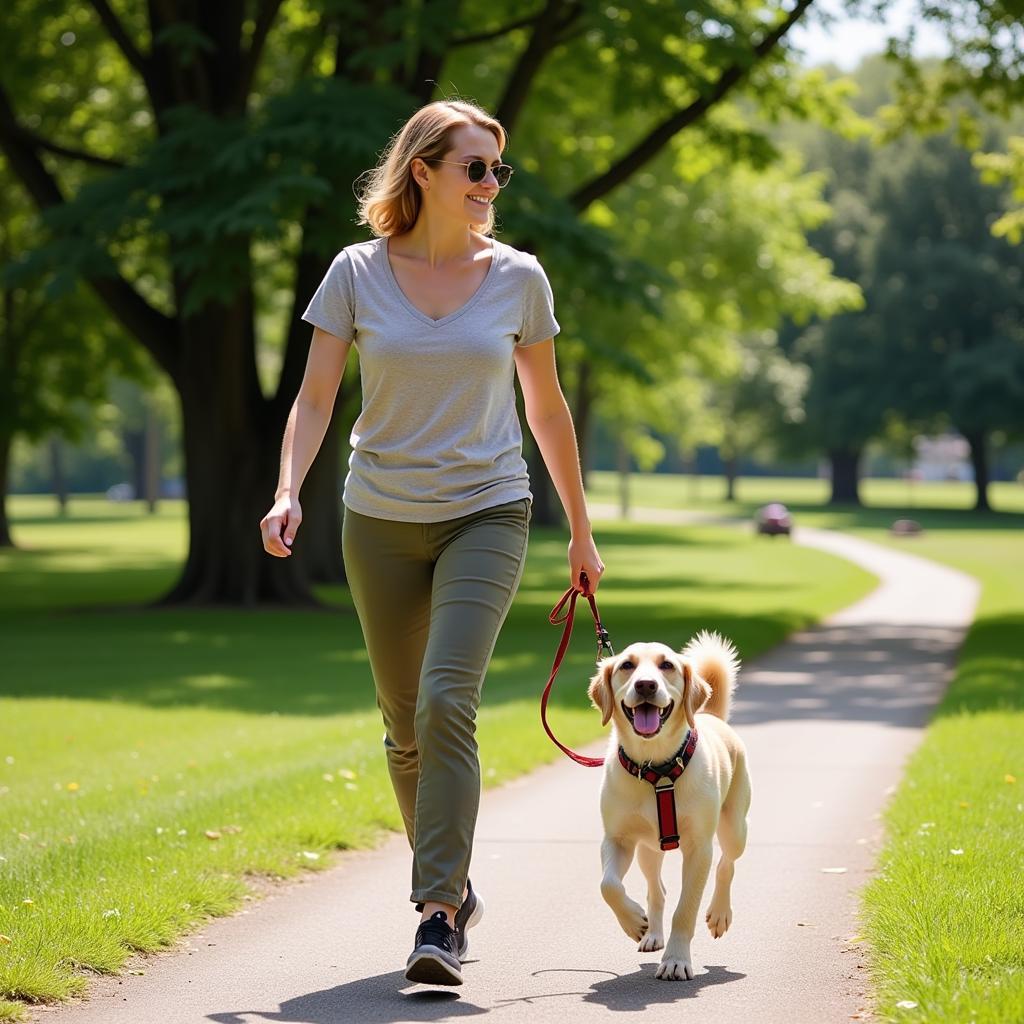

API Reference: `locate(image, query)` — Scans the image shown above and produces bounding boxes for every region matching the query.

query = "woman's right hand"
[260,494,302,557]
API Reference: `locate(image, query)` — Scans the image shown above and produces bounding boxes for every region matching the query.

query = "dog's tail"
[681,630,741,721]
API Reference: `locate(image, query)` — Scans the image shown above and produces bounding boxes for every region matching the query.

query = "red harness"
[617,729,698,851]
[542,574,699,850]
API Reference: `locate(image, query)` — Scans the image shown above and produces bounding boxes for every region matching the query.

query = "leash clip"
[595,624,614,661]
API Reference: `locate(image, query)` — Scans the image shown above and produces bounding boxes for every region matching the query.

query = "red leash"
[541,572,701,851]
[541,571,615,767]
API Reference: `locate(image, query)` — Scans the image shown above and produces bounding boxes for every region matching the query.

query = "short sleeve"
[301,250,355,342]
[516,256,560,347]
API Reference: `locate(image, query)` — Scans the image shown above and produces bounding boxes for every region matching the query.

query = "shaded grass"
[0,494,874,1021]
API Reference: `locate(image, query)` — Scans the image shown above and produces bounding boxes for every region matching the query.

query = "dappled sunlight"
[731,621,970,727]
[182,674,246,692]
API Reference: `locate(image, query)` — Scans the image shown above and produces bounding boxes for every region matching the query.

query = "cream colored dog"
[587,630,750,981]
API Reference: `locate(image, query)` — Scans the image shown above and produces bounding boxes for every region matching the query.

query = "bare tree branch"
[11,125,125,170]
[0,83,178,379]
[86,0,151,81]
[450,11,546,48]
[237,0,285,106]
[407,0,463,104]
[567,0,817,212]
[495,0,584,135]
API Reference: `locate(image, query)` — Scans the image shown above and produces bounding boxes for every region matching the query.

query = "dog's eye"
[619,660,635,671]
[659,660,675,671]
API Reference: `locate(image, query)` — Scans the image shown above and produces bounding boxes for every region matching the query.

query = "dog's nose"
[634,679,658,699]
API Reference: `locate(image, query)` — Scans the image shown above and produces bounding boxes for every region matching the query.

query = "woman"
[259,99,604,987]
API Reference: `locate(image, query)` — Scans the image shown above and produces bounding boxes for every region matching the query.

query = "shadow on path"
[207,961,744,1023]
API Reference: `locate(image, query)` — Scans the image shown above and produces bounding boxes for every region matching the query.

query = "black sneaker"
[413,878,485,962]
[405,910,463,986]
[453,877,485,960]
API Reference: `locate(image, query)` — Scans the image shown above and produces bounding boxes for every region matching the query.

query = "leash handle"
[541,571,614,768]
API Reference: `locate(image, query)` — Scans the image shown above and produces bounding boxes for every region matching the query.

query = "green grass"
[586,471,1024,520]
[852,532,1024,1024]
[0,493,875,1021]
[593,472,1024,1023]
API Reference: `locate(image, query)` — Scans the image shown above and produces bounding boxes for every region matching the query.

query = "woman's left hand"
[568,533,605,595]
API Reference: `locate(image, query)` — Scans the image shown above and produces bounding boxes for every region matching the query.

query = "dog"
[587,630,750,981]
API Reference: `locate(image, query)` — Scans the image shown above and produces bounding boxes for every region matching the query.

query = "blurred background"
[2,0,1023,607]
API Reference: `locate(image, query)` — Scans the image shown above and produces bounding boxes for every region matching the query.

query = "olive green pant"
[341,496,531,907]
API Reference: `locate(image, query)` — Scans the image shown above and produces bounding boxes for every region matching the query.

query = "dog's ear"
[588,657,616,726]
[681,659,712,730]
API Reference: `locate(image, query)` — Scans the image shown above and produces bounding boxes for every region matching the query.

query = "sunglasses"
[428,158,515,188]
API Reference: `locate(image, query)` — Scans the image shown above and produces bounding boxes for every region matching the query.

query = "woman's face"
[417,123,502,226]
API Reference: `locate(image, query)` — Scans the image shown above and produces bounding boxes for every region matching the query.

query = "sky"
[788,0,952,70]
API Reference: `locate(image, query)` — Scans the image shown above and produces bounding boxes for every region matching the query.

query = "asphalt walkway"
[35,509,980,1024]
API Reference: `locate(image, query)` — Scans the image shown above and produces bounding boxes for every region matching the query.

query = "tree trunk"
[963,429,991,512]
[828,447,862,506]
[617,438,630,519]
[122,427,145,498]
[154,311,319,608]
[573,357,594,489]
[0,429,13,547]
[724,454,738,502]
[295,385,348,586]
[50,435,68,516]
[144,400,161,513]
[525,430,555,525]
[516,374,557,526]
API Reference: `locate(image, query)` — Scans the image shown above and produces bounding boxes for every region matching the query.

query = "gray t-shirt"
[300,235,561,522]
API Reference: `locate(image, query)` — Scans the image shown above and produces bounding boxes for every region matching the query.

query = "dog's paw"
[655,956,694,981]
[638,930,664,953]
[705,902,732,938]
[613,901,648,942]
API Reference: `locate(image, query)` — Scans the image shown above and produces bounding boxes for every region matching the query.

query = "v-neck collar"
[379,235,501,329]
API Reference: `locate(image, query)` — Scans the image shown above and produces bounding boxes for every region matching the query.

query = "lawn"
[0,492,875,1022]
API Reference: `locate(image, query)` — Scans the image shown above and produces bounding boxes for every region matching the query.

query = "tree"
[763,115,880,505]
[1,0,863,604]
[715,329,809,501]
[0,157,146,546]
[866,123,1024,510]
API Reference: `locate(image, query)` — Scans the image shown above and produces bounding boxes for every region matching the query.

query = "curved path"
[34,509,980,1024]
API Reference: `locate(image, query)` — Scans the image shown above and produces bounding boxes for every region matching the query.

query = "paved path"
[35,509,980,1024]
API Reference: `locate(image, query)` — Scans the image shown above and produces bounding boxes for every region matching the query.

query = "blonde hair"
[355,100,507,238]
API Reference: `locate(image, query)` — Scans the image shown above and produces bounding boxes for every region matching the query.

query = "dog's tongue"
[632,703,661,735]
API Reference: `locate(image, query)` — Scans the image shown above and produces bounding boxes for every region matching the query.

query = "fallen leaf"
[1005,774,1016,784]
[205,830,221,840]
